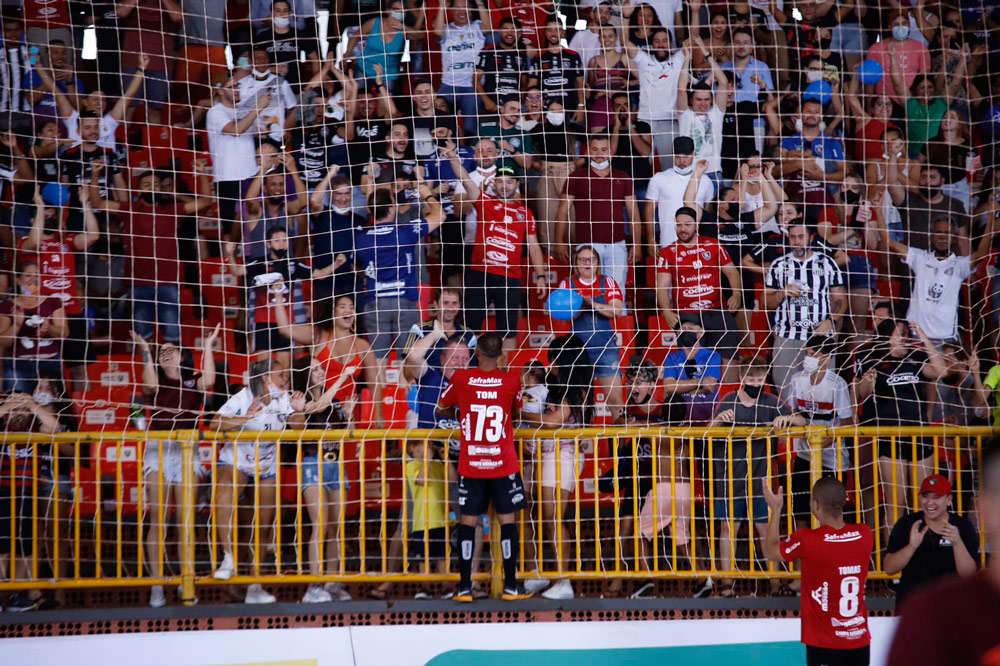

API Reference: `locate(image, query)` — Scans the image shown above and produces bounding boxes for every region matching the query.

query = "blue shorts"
[587,342,621,379]
[714,496,769,524]
[844,254,877,292]
[301,455,347,491]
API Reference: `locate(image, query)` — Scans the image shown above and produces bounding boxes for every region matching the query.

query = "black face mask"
[677,331,698,349]
[941,371,963,386]
[742,383,763,399]
[876,319,898,338]
[43,218,60,233]
[271,248,288,260]
[724,201,740,218]
[843,190,860,205]
[139,191,159,205]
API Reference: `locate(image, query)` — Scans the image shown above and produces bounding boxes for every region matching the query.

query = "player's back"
[782,522,874,650]
[440,368,522,478]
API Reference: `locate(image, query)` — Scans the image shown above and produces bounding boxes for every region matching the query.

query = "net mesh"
[0,0,997,594]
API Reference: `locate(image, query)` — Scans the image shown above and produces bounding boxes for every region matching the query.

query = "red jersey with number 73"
[781,523,874,650]
[438,368,522,478]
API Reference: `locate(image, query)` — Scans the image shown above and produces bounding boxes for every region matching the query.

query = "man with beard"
[475,17,536,114]
[288,93,348,193]
[879,216,995,347]
[88,164,213,347]
[59,112,126,232]
[361,121,418,200]
[721,27,774,103]
[478,95,534,171]
[345,85,394,189]
[777,98,846,217]
[764,221,846,398]
[244,151,309,260]
[886,165,971,253]
[535,17,585,128]
[445,149,547,353]
[623,27,686,170]
[610,93,653,199]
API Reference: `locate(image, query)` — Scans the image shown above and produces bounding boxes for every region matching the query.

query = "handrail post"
[808,428,825,529]
[489,509,502,598]
[180,431,198,606]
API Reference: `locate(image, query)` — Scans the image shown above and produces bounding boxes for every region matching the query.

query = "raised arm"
[198,324,220,392]
[110,56,149,122]
[131,331,159,393]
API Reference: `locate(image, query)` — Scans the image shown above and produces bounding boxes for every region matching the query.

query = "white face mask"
[389,10,405,21]
[590,159,610,170]
[802,355,821,373]
[674,163,693,176]
[33,391,54,406]
[253,68,271,78]
[892,24,910,41]
[332,204,352,215]
[806,70,823,83]
[546,111,565,126]
[273,16,291,28]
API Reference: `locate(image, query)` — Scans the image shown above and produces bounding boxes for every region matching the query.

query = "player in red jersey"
[656,206,743,364]
[437,332,532,601]
[762,478,874,666]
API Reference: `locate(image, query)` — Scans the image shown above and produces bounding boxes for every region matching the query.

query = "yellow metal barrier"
[0,426,993,600]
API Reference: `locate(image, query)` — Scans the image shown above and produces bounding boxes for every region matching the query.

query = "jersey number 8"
[840,576,860,617]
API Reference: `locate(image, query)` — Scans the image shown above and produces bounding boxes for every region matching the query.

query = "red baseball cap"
[919,474,952,497]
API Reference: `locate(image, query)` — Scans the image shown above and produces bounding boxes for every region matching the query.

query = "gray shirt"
[711,391,789,504]
[902,192,970,251]
[181,0,228,46]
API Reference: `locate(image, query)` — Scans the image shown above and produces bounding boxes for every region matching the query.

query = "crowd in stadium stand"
[0,0,999,609]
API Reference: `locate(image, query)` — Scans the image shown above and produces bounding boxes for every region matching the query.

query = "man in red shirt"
[19,189,100,392]
[437,332,532,601]
[90,163,213,344]
[446,148,547,353]
[656,206,743,363]
[888,440,1000,665]
[762,478,874,666]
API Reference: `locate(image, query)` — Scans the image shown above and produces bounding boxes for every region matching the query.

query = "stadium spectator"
[24,39,83,112]
[243,150,309,258]
[677,36,729,190]
[0,260,68,392]
[529,100,580,246]
[175,0,229,99]
[777,98,846,214]
[132,325,219,608]
[584,26,630,133]
[535,17,585,128]
[404,288,477,370]
[721,27,773,104]
[645,137,713,252]
[405,437,451,597]
[922,108,976,212]
[884,473,979,606]
[569,2,615,78]
[474,17,535,114]
[0,11,30,115]
[408,78,459,159]
[347,1,417,94]
[238,48,298,143]
[622,25,685,170]
[865,9,931,105]
[764,220,846,398]
[477,95,534,171]
[433,0,490,135]
[252,0,319,90]
[661,315,722,425]
[886,163,970,254]
[609,93,653,199]
[115,0,177,126]
[361,121,417,200]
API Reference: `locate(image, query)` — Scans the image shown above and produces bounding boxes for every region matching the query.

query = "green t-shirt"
[905,96,948,156]
[477,120,534,158]
[984,365,1000,425]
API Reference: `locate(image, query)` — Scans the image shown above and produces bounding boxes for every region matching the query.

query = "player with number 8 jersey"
[763,477,874,666]
[436,332,532,602]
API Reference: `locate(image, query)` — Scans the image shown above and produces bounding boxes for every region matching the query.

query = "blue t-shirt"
[663,347,722,424]
[422,146,476,217]
[780,132,845,167]
[409,367,460,428]
[310,210,363,271]
[354,217,430,303]
[23,71,86,108]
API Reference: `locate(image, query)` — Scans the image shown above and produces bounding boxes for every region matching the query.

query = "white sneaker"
[149,585,166,608]
[324,582,352,601]
[524,576,551,594]
[213,552,235,581]
[245,583,276,604]
[541,579,575,600]
[302,584,333,603]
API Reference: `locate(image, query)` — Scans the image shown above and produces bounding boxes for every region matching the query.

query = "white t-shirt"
[462,167,498,243]
[645,168,713,247]
[217,386,295,433]
[904,247,971,340]
[568,28,620,76]
[64,110,120,150]
[787,368,853,468]
[205,103,259,182]
[237,72,297,142]
[439,21,486,88]
[679,106,724,173]
[633,48,685,122]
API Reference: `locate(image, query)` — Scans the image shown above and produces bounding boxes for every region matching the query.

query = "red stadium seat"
[643,315,677,367]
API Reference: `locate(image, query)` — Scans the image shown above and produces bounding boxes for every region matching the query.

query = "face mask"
[253,68,271,78]
[33,391,54,406]
[802,355,820,373]
[332,204,352,215]
[236,56,251,70]
[590,159,610,170]
[140,191,159,204]
[674,163,693,176]
[892,24,910,41]
[742,383,763,399]
[271,247,288,260]
[806,70,823,83]
[273,16,291,28]
[389,10,405,20]
[546,111,565,126]
[876,319,898,338]
[676,331,698,349]
[843,190,860,205]
[725,201,740,218]
[43,218,60,233]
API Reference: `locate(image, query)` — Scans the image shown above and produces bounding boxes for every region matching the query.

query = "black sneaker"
[692,577,714,599]
[6,593,40,612]
[501,583,533,601]
[453,585,474,603]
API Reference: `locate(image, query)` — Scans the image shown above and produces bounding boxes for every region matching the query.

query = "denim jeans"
[3,357,64,393]
[133,284,181,342]
[437,83,479,135]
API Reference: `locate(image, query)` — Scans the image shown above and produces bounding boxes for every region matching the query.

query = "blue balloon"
[803,80,833,105]
[857,59,884,86]
[41,182,70,207]
[546,288,583,321]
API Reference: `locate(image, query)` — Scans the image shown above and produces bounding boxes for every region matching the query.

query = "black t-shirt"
[857,346,930,425]
[253,26,317,86]
[537,49,583,110]
[476,46,534,100]
[722,100,762,180]
[886,511,980,606]
[60,144,120,229]
[531,120,577,162]
[699,210,765,267]
[745,233,837,267]
[289,125,342,187]
[347,118,390,185]
[612,121,653,185]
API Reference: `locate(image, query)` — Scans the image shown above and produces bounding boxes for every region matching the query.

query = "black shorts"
[791,456,840,523]
[63,314,90,367]
[806,645,870,666]
[876,436,933,462]
[409,527,447,560]
[463,269,521,339]
[458,472,527,516]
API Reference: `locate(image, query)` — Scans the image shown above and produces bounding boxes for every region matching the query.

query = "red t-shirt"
[471,193,537,280]
[780,523,874,650]
[438,368,522,478]
[492,1,552,50]
[562,168,633,244]
[23,0,71,28]
[118,199,188,286]
[18,233,82,316]
[558,275,623,303]
[656,237,732,312]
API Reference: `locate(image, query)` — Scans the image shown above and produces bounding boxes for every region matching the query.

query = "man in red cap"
[883,473,979,606]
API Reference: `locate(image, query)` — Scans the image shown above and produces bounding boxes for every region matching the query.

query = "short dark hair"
[412,77,433,90]
[370,189,396,221]
[477,332,503,359]
[499,16,521,29]
[805,334,834,356]
[812,477,847,515]
[675,206,698,221]
[732,26,753,41]
[266,226,287,240]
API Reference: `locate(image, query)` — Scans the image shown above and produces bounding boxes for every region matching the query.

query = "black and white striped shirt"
[765,250,845,341]
[0,43,30,113]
